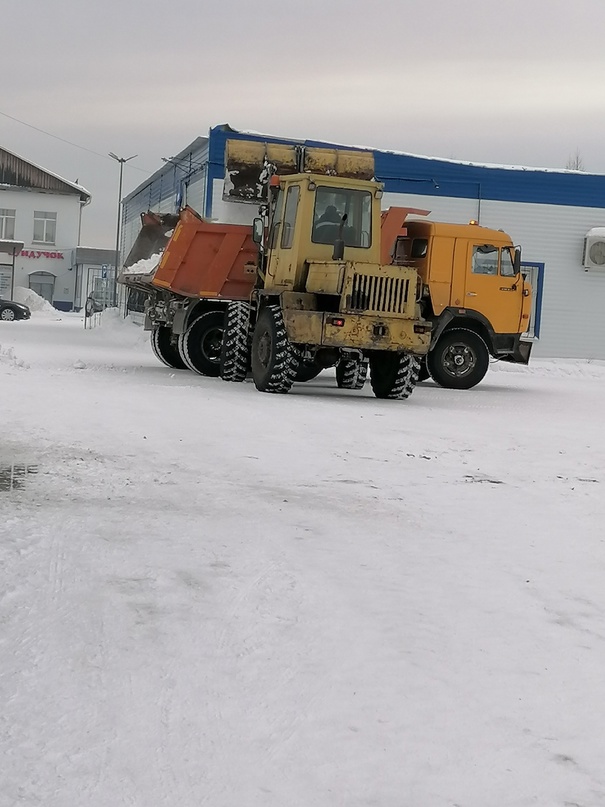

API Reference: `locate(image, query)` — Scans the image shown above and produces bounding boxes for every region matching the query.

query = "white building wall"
[0,187,82,308]
[185,173,206,216]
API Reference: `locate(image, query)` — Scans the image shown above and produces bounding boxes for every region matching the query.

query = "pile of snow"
[13,286,58,316]
[123,252,162,276]
[0,344,28,369]
[85,307,150,350]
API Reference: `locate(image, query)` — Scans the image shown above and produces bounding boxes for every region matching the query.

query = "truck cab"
[392,219,533,388]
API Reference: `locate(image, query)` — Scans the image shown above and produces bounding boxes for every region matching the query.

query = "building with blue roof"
[123,124,605,359]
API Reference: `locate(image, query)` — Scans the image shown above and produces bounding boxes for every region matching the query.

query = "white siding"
[185,172,206,215]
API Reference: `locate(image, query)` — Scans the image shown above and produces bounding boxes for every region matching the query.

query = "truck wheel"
[220,302,251,382]
[295,360,323,382]
[178,310,224,377]
[369,352,420,400]
[151,326,187,369]
[251,305,300,393]
[427,329,489,390]
[336,358,369,390]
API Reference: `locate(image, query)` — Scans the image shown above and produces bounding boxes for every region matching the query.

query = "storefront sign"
[20,250,65,259]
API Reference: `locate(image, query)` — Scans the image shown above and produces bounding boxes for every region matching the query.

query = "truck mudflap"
[499,337,533,365]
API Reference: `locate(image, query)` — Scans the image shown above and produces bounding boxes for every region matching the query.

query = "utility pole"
[109,152,137,307]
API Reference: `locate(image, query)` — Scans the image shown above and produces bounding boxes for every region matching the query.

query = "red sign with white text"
[20,250,65,259]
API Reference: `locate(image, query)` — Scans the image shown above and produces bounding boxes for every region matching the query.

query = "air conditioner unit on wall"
[583,227,605,270]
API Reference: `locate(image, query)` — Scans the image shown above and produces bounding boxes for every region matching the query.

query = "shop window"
[33,211,57,244]
[0,208,16,240]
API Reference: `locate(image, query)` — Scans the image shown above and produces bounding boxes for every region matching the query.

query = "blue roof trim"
[206,125,605,213]
[374,151,605,208]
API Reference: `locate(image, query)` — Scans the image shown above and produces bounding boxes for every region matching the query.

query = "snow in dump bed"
[124,252,162,275]
[2,315,605,807]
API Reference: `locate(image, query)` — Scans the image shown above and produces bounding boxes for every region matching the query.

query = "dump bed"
[119,206,257,301]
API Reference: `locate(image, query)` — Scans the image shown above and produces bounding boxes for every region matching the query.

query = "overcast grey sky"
[3,0,604,247]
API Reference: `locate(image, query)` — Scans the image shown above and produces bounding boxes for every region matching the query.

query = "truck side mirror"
[252,218,264,245]
[513,246,521,275]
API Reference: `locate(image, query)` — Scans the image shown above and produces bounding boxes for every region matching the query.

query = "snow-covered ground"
[1,311,605,807]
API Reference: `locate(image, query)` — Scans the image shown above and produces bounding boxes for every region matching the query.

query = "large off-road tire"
[151,325,188,370]
[427,328,489,390]
[220,301,251,382]
[178,310,224,377]
[369,352,420,400]
[251,305,300,393]
[336,358,369,390]
[295,360,323,383]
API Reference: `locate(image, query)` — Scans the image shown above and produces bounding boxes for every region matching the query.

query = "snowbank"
[86,307,150,350]
[13,286,59,317]
[0,344,28,370]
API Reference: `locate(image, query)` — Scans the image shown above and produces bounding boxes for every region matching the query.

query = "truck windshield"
[312,187,372,248]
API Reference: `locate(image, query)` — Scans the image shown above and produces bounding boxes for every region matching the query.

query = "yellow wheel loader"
[222,170,432,399]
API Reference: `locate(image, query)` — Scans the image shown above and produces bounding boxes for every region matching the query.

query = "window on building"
[33,211,57,244]
[0,209,16,240]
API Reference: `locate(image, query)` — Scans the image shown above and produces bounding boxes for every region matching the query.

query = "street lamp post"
[109,152,137,307]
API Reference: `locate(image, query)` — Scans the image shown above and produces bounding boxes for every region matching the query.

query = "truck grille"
[350,273,411,314]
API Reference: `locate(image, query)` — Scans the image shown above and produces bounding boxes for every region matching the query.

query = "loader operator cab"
[312,186,372,248]
[254,173,386,292]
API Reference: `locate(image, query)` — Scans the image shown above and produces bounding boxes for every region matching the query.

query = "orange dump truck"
[120,206,256,375]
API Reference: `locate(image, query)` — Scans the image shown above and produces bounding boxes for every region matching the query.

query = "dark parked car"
[0,300,31,321]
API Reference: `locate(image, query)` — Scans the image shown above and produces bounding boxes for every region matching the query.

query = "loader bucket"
[123,211,181,270]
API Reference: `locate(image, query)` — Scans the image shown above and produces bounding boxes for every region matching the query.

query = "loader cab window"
[268,190,284,249]
[312,187,371,248]
[472,244,498,275]
[280,186,299,249]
